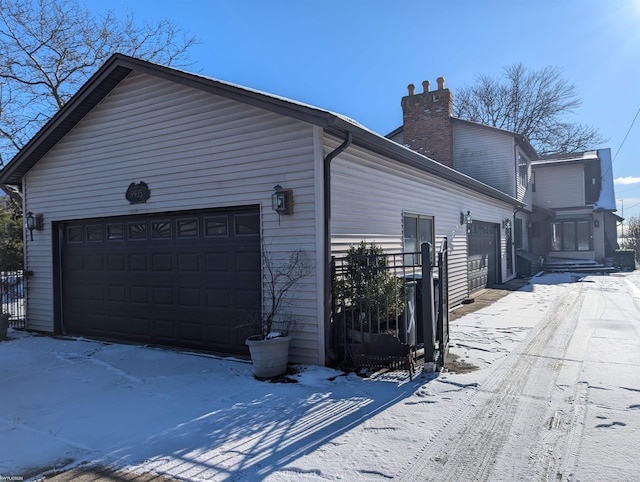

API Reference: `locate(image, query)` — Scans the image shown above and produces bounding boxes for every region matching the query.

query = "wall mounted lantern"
[272,184,293,215]
[594,219,600,228]
[460,210,472,233]
[460,210,472,226]
[503,218,512,230]
[25,211,44,241]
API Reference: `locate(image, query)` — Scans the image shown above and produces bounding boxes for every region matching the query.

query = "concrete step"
[543,258,614,273]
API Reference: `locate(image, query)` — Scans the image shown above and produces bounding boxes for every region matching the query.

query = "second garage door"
[59,206,261,355]
[467,221,500,293]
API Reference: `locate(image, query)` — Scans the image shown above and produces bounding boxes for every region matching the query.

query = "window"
[87,225,102,242]
[204,216,228,237]
[66,225,83,243]
[128,222,147,240]
[151,220,172,239]
[106,223,123,241]
[518,153,528,186]
[551,220,592,252]
[403,214,434,265]
[177,219,198,238]
[235,213,260,236]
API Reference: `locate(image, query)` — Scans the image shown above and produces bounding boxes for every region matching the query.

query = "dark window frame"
[550,220,592,252]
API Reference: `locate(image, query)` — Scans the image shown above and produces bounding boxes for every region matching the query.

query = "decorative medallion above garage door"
[58,206,261,355]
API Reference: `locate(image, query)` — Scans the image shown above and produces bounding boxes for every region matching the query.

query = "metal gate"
[1,270,25,329]
[331,238,449,372]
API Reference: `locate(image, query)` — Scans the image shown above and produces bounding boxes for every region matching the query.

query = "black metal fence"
[1,270,25,329]
[331,239,449,371]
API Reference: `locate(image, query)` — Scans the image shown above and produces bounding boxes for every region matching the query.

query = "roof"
[0,54,522,208]
[385,118,540,161]
[532,150,599,167]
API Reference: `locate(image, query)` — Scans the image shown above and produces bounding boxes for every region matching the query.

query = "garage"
[58,206,261,355]
[467,221,500,293]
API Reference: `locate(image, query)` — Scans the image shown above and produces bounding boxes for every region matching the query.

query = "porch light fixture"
[272,184,293,215]
[503,218,512,230]
[460,211,469,226]
[460,210,472,233]
[25,211,43,241]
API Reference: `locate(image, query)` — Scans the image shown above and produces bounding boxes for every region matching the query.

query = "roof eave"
[0,54,338,185]
[328,119,524,208]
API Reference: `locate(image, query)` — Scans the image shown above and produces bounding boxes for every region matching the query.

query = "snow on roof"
[595,148,616,211]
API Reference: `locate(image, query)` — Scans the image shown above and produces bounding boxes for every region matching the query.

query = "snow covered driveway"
[1,272,639,481]
[398,271,640,481]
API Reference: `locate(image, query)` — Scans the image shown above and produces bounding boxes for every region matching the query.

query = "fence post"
[421,242,436,365]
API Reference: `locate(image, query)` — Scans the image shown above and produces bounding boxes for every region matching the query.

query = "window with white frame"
[518,152,528,186]
[403,214,434,265]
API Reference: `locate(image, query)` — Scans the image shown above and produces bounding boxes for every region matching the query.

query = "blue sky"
[85,0,640,222]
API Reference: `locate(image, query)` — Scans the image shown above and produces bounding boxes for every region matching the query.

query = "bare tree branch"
[453,63,606,155]
[0,0,198,171]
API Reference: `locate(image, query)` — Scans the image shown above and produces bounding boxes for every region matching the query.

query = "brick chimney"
[401,76,454,168]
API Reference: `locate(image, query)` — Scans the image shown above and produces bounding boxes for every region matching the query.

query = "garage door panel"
[467,221,499,293]
[236,252,260,272]
[154,318,177,339]
[179,287,201,307]
[180,322,202,343]
[107,254,125,271]
[178,253,200,272]
[131,318,150,336]
[130,254,148,271]
[206,253,229,271]
[152,253,172,271]
[61,206,261,355]
[108,285,126,302]
[130,286,149,303]
[153,287,174,304]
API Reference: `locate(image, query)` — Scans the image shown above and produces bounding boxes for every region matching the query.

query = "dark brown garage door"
[467,221,500,293]
[59,206,261,355]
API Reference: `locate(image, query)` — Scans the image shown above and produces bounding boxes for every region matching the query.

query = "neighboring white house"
[0,55,523,366]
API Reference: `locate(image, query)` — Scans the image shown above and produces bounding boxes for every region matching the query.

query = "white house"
[0,55,522,365]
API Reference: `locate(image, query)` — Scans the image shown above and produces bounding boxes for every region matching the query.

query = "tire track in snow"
[396,282,583,481]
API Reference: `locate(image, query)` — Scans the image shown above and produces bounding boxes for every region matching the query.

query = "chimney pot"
[437,76,445,90]
[407,84,415,96]
[422,80,430,93]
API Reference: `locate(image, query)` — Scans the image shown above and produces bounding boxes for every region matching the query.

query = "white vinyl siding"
[23,72,323,365]
[453,123,516,197]
[532,164,585,209]
[327,136,516,306]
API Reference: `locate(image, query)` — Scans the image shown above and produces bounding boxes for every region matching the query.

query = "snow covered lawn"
[1,272,639,481]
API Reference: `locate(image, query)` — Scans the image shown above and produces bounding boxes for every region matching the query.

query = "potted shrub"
[245,246,310,378]
[335,241,405,342]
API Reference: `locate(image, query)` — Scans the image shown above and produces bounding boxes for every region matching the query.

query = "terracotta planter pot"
[245,335,292,378]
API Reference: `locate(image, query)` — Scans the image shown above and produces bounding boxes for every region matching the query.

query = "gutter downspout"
[323,131,352,365]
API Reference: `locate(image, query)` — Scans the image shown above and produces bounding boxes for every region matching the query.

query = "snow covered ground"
[1,271,639,481]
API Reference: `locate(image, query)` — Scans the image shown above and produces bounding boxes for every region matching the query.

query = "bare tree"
[454,63,606,156]
[620,215,640,260]
[0,0,198,169]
